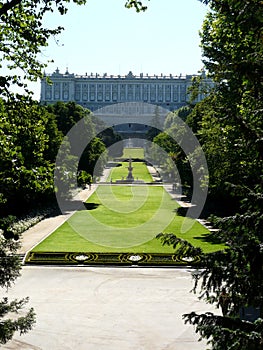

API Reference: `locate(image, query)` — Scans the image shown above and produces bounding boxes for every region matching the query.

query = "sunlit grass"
[122,147,144,159]
[32,150,224,256]
[107,161,153,182]
[32,185,224,254]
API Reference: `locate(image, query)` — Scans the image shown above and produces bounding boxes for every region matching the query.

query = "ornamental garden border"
[24,251,202,266]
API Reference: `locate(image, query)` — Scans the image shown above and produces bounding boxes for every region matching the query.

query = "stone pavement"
[1,266,217,350]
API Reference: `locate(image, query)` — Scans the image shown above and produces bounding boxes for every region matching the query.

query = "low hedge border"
[25,251,202,267]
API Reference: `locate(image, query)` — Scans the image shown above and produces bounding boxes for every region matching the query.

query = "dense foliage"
[0,98,112,226]
[0,99,62,217]
[148,106,194,192]
[0,235,35,343]
[158,0,263,349]
[46,101,108,174]
[0,0,89,98]
[0,0,142,345]
[0,95,112,342]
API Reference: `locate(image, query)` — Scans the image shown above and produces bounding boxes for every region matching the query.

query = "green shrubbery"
[77,170,92,188]
[0,207,57,239]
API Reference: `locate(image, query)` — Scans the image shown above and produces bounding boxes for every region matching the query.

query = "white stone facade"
[40,69,211,112]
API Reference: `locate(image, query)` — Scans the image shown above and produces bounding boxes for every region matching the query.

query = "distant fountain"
[115,157,144,184]
[126,157,134,182]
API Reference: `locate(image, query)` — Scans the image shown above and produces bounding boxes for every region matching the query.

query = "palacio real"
[40,68,211,112]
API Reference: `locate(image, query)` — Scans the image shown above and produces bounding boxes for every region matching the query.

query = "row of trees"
[146,106,194,196]
[0,0,135,344]
[0,98,121,342]
[157,0,263,349]
[0,100,115,220]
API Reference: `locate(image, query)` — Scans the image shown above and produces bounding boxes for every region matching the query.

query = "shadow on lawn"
[194,232,222,245]
[83,203,100,210]
[53,200,100,214]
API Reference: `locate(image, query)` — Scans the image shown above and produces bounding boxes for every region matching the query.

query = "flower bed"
[24,251,202,267]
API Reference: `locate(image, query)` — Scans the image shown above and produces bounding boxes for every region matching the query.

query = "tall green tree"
[149,106,197,193]
[159,1,263,349]
[47,101,107,175]
[0,0,146,345]
[0,234,35,343]
[0,99,61,216]
[149,129,192,188]
[0,0,87,98]
[0,0,148,99]
[146,106,163,141]
[46,101,92,136]
[0,99,62,344]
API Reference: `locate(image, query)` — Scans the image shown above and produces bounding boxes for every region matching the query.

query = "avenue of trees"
[0,0,262,347]
[0,100,114,219]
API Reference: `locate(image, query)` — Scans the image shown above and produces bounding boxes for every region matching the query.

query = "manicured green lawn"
[122,147,144,159]
[108,161,153,182]
[33,185,223,254]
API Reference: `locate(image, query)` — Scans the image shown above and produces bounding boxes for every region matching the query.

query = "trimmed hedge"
[25,251,201,266]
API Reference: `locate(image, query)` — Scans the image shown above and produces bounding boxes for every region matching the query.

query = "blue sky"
[33,0,209,99]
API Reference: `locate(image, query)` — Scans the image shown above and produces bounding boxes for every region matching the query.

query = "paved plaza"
[1,266,217,350]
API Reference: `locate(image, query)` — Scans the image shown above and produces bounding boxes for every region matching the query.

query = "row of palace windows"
[45,91,187,102]
[45,87,186,102]
[74,84,185,92]
[47,82,186,92]
[73,92,186,102]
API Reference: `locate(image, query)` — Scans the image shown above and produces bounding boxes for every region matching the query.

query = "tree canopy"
[0,0,149,98]
[0,1,88,98]
[0,99,61,216]
[0,0,136,345]
[158,0,263,349]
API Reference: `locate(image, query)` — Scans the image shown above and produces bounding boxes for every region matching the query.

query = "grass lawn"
[32,185,223,254]
[108,161,153,182]
[121,147,144,159]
